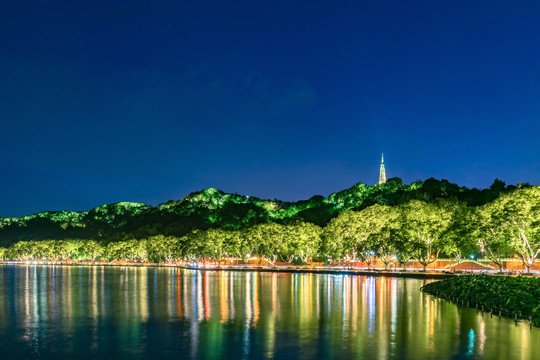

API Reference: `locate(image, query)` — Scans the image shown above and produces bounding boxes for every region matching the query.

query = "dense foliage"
[421,275,540,325]
[0,178,520,244]
[0,178,537,271]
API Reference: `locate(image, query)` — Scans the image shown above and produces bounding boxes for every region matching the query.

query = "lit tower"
[378,154,387,184]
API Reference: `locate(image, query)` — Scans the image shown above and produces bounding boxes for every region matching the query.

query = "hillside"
[0,178,521,247]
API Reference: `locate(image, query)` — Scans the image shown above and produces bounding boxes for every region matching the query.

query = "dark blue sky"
[1,1,539,216]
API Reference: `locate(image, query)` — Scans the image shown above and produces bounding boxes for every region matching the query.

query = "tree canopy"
[0,179,536,271]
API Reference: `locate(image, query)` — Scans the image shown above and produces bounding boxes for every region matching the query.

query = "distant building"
[378,154,387,184]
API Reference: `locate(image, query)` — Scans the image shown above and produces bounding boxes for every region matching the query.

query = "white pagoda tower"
[378,154,387,184]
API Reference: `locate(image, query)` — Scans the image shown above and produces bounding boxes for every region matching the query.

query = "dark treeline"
[0,179,537,271]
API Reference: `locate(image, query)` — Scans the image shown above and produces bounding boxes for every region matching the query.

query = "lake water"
[0,265,537,359]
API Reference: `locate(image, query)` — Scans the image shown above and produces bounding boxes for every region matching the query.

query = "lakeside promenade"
[2,260,538,279]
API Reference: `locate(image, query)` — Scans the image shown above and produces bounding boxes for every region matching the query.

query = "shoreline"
[178,266,458,279]
[421,276,540,327]
[0,260,500,279]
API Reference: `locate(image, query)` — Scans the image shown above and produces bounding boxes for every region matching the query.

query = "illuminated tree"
[288,221,322,263]
[441,203,479,271]
[80,240,104,261]
[7,241,33,260]
[241,222,321,264]
[180,229,226,263]
[472,206,513,272]
[105,239,147,262]
[482,188,540,272]
[360,204,401,269]
[247,223,287,265]
[223,229,251,263]
[55,239,78,260]
[201,229,228,263]
[323,211,376,268]
[146,235,179,262]
[396,200,452,271]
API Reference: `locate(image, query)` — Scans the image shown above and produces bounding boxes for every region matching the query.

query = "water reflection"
[0,265,538,359]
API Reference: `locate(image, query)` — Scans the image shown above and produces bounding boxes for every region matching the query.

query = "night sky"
[1,1,539,217]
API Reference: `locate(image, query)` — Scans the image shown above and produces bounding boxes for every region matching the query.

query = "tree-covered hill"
[0,178,525,247]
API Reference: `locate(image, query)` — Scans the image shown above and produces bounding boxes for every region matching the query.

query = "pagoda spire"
[378,153,387,184]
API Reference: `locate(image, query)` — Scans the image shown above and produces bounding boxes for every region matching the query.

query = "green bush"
[421,275,540,325]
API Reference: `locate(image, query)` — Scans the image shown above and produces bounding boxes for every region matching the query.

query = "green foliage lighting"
[0,179,536,271]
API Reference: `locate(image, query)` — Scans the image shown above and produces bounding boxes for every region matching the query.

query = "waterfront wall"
[202,258,540,272]
[330,259,540,272]
[3,258,539,272]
